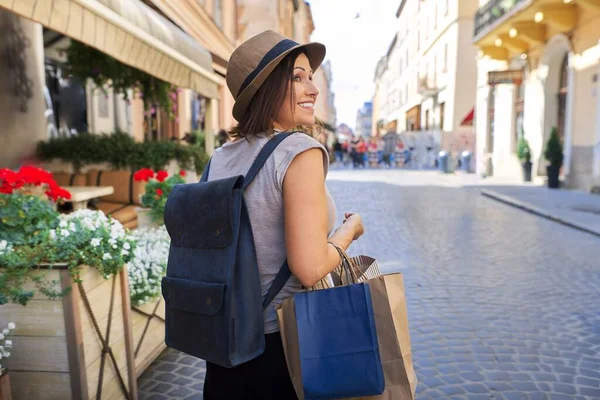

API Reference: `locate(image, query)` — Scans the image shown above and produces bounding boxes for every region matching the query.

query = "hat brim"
[232,42,326,122]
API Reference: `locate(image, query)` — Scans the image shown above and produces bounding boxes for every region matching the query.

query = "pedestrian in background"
[200,30,365,399]
[368,137,379,168]
[333,139,343,164]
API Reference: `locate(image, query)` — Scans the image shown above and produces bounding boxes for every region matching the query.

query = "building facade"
[373,0,479,163]
[355,101,373,138]
[0,0,241,168]
[314,60,337,129]
[473,0,600,190]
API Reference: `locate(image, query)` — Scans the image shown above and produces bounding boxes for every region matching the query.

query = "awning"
[0,0,219,99]
[461,107,475,126]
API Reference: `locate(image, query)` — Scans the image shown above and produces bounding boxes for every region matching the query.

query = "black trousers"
[203,332,298,400]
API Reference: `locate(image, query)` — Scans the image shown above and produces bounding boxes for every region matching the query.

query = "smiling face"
[274,52,319,131]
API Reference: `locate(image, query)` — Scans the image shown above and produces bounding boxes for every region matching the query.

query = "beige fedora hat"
[226,30,326,121]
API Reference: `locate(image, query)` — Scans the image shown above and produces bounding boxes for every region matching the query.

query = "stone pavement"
[138,348,206,399]
[140,169,600,400]
[480,185,600,238]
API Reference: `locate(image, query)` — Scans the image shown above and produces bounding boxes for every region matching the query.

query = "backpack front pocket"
[162,276,228,363]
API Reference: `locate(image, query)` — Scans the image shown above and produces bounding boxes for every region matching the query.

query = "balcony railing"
[473,0,527,38]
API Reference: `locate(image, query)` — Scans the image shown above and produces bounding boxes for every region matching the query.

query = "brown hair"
[229,48,318,140]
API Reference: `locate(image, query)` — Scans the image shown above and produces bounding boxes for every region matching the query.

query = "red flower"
[179,170,186,177]
[18,165,53,186]
[0,183,13,194]
[156,188,164,196]
[0,166,70,201]
[156,170,168,182]
[0,168,19,185]
[134,168,154,182]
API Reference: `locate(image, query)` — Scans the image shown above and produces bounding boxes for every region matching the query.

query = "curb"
[480,189,600,238]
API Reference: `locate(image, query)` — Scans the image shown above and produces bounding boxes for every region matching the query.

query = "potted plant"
[0,322,15,400]
[517,135,532,182]
[1,166,141,398]
[544,127,563,189]
[134,168,186,227]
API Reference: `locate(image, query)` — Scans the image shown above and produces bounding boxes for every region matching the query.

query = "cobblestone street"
[140,170,600,400]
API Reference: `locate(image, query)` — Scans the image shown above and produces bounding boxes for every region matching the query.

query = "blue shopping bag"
[294,283,385,399]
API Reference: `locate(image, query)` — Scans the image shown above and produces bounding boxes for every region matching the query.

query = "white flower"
[7,323,15,330]
[4,341,11,348]
[123,242,131,250]
[102,253,112,260]
[49,229,57,240]
[0,240,6,251]
[69,222,77,232]
[59,220,68,228]
[0,334,4,341]
[3,352,10,358]
[122,249,129,256]
[91,238,101,247]
[61,229,70,237]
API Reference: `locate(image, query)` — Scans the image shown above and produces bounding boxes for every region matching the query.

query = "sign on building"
[488,69,524,85]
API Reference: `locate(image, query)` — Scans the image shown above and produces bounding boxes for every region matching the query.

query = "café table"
[61,186,114,210]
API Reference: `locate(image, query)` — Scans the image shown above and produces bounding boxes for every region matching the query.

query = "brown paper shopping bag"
[381,273,418,399]
[345,275,413,400]
[277,274,416,400]
[277,296,306,400]
[333,246,417,398]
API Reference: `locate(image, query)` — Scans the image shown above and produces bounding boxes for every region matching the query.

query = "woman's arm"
[283,148,363,287]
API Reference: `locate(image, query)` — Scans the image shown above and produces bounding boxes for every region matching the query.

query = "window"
[98,93,109,118]
[214,0,223,28]
[439,102,445,130]
[434,55,438,86]
[443,44,448,72]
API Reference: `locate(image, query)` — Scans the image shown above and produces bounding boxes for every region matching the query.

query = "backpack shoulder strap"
[242,132,294,191]
[199,157,212,182]
[262,260,291,310]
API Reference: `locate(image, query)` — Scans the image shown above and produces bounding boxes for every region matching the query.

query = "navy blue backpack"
[161,132,293,367]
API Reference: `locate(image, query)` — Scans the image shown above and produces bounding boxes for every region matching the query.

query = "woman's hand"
[343,212,364,241]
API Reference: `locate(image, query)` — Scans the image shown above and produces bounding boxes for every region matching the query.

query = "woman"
[202,30,365,399]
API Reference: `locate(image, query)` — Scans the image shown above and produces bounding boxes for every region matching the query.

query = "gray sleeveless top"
[207,131,337,333]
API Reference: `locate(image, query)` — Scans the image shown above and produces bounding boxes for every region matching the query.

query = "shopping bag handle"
[328,242,361,284]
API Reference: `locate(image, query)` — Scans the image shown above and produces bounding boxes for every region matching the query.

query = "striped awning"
[1,0,219,98]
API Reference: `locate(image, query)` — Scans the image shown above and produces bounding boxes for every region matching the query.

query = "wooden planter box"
[0,369,12,400]
[0,265,138,400]
[131,298,166,377]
